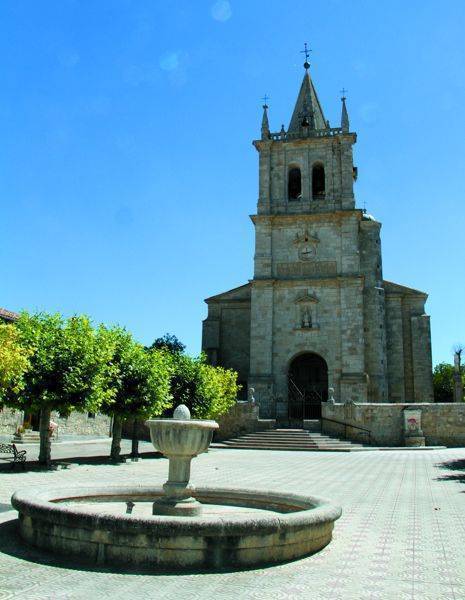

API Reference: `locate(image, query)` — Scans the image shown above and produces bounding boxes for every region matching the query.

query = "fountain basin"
[146,418,218,456]
[11,485,342,570]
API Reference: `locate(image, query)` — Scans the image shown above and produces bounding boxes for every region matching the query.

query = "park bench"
[0,443,27,469]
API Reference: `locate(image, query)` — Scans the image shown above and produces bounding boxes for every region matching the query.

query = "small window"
[288,167,302,200]
[312,163,325,199]
[88,412,96,419]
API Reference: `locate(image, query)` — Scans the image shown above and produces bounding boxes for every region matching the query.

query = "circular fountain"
[11,405,342,571]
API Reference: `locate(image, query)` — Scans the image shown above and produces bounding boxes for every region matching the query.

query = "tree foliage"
[100,327,172,419]
[0,323,31,400]
[169,353,239,419]
[149,333,185,355]
[8,313,113,413]
[99,326,173,460]
[0,312,240,466]
[433,362,464,403]
[4,312,114,465]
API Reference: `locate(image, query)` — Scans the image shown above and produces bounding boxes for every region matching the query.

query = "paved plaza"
[1,447,465,599]
[0,437,156,464]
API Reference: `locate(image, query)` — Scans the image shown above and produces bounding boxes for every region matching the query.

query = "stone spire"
[340,89,349,132]
[261,101,270,140]
[288,69,327,133]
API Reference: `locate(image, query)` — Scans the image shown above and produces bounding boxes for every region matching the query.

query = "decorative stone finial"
[261,96,270,140]
[328,387,335,404]
[340,89,349,132]
[173,404,191,420]
[248,387,256,404]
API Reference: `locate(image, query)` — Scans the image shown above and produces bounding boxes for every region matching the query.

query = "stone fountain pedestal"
[146,405,219,516]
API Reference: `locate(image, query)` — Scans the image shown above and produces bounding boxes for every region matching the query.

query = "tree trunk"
[110,415,123,462]
[131,419,139,461]
[38,406,52,467]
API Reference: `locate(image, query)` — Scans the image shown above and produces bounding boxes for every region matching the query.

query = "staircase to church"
[213,428,369,452]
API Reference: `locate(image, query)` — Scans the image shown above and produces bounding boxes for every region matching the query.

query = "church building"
[202,57,433,423]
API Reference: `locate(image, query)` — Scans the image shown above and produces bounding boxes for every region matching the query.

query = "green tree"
[99,327,172,462]
[6,312,113,467]
[169,353,239,419]
[149,333,185,355]
[433,363,458,402]
[0,323,32,401]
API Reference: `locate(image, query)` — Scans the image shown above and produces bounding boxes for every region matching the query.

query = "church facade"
[202,62,433,422]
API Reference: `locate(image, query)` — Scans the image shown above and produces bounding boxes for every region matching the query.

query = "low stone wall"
[50,412,111,437]
[0,407,23,433]
[122,402,271,443]
[0,407,111,438]
[322,402,465,447]
[214,401,271,441]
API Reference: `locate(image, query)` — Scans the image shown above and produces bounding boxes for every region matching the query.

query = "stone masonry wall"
[322,402,465,447]
[50,411,111,437]
[214,401,270,441]
[0,406,111,437]
[0,407,23,434]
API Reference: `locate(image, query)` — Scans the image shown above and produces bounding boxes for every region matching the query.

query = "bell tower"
[248,50,385,420]
[254,59,357,224]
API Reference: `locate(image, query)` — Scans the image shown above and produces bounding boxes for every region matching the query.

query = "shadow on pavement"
[436,458,465,486]
[0,451,163,474]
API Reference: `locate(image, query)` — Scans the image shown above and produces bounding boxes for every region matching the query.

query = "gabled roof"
[383,280,427,298]
[288,70,327,133]
[205,283,251,303]
[0,307,19,322]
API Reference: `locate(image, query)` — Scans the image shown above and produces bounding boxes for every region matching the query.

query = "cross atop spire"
[300,42,311,70]
[340,87,348,100]
[261,94,270,108]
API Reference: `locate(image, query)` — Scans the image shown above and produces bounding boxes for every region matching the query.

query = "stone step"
[12,430,57,444]
[223,439,362,448]
[236,432,338,438]
[233,434,319,440]
[223,440,318,447]
[228,435,345,443]
[12,432,41,443]
[213,443,364,452]
[215,426,367,452]
[222,440,363,448]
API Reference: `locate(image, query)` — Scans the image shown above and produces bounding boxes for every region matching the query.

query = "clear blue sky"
[1,0,464,366]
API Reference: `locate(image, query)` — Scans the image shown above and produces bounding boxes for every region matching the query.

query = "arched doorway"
[288,353,328,422]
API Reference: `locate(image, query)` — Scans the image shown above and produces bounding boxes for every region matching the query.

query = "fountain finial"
[173,404,191,420]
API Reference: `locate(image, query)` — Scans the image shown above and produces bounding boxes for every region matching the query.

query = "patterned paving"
[1,448,465,599]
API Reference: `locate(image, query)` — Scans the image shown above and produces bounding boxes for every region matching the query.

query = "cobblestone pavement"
[1,448,465,600]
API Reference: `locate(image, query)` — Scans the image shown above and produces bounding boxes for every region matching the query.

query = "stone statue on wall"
[301,306,312,328]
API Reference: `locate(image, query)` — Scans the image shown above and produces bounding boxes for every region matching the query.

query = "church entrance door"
[287,353,328,423]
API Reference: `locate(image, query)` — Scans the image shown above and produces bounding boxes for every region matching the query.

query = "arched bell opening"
[312,163,325,199]
[288,167,302,201]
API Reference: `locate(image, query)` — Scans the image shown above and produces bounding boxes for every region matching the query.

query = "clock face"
[299,244,316,261]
